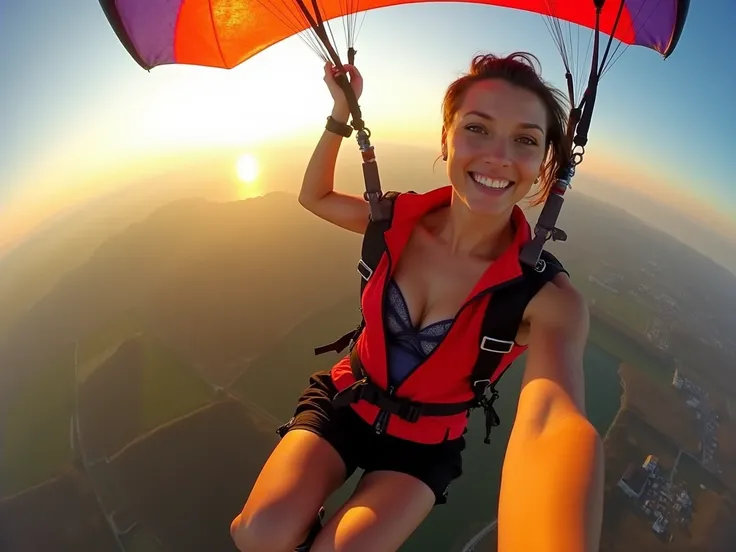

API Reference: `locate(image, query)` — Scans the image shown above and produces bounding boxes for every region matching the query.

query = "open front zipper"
[371,242,526,436]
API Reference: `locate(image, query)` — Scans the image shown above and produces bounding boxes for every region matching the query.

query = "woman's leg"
[230,371,360,552]
[311,425,467,552]
[230,428,347,552]
[311,470,435,552]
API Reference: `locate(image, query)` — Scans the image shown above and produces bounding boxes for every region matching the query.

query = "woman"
[230,52,604,552]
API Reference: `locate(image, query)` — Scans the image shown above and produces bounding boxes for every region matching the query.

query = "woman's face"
[443,79,549,216]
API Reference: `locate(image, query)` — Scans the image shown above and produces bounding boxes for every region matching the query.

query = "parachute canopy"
[100,0,689,72]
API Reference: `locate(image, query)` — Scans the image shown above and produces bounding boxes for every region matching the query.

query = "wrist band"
[326,115,353,138]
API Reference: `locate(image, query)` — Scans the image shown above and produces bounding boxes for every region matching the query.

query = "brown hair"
[441,52,571,206]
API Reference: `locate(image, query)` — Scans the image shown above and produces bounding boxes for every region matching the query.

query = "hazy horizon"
[3,141,734,279]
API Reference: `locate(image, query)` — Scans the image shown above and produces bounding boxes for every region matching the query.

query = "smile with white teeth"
[470,172,513,189]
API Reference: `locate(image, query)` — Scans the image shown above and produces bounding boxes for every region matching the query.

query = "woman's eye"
[465,124,485,134]
[464,124,539,146]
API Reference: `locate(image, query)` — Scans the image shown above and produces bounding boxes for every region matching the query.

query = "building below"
[672,368,683,389]
[652,512,668,534]
[643,454,658,474]
[618,463,650,499]
[618,453,694,542]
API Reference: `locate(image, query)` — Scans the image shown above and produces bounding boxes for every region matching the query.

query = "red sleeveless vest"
[330,186,534,445]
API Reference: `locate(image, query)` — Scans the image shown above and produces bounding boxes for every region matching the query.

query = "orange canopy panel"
[99,0,689,70]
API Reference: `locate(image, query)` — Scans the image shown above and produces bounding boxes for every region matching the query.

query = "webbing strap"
[519,167,572,268]
[358,191,400,294]
[331,347,475,422]
[468,249,567,443]
[471,249,568,393]
[470,251,565,391]
[313,324,362,356]
[465,279,528,443]
[314,191,401,357]
[469,284,526,395]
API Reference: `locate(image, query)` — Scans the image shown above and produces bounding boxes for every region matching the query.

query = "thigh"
[311,470,436,552]
[230,371,361,550]
[231,429,347,551]
[363,433,467,505]
[282,370,364,479]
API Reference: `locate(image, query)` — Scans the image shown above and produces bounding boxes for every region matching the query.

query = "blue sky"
[1,0,734,251]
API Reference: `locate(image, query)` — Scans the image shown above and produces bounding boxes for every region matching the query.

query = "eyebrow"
[464,110,544,133]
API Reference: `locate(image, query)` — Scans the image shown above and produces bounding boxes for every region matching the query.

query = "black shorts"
[276,370,466,505]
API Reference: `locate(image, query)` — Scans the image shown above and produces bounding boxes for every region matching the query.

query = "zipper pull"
[374,386,395,435]
[374,412,388,435]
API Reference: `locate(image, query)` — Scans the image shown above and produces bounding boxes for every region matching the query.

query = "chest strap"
[331,346,476,419]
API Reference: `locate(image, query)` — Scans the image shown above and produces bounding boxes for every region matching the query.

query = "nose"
[481,136,511,166]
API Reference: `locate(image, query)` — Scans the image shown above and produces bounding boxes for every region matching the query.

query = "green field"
[77,310,144,382]
[674,452,727,500]
[1,350,76,497]
[136,333,214,433]
[231,295,362,421]
[588,312,673,384]
[75,331,215,460]
[578,282,653,336]
[121,525,165,552]
[2,319,213,497]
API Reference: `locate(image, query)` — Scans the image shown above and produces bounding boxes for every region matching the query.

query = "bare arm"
[497,275,604,552]
[298,66,370,235]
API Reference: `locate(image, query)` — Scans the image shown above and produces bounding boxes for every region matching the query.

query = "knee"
[230,504,309,552]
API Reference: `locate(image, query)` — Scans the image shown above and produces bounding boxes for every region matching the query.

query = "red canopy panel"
[99,0,689,70]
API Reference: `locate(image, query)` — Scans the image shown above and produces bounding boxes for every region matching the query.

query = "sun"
[236,153,259,184]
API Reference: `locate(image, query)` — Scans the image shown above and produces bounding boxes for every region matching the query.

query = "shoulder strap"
[314,191,406,356]
[358,190,404,295]
[469,249,568,396]
[468,249,567,443]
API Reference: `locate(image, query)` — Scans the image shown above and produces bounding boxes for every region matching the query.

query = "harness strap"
[314,191,404,356]
[332,350,475,422]
[469,249,568,442]
[358,191,401,295]
[313,324,362,356]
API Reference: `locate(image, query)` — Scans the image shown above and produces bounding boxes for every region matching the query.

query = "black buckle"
[357,259,373,281]
[363,190,382,203]
[331,377,369,408]
[482,404,501,445]
[395,400,423,423]
[479,337,514,354]
[472,379,490,399]
[332,378,424,423]
[472,379,499,402]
